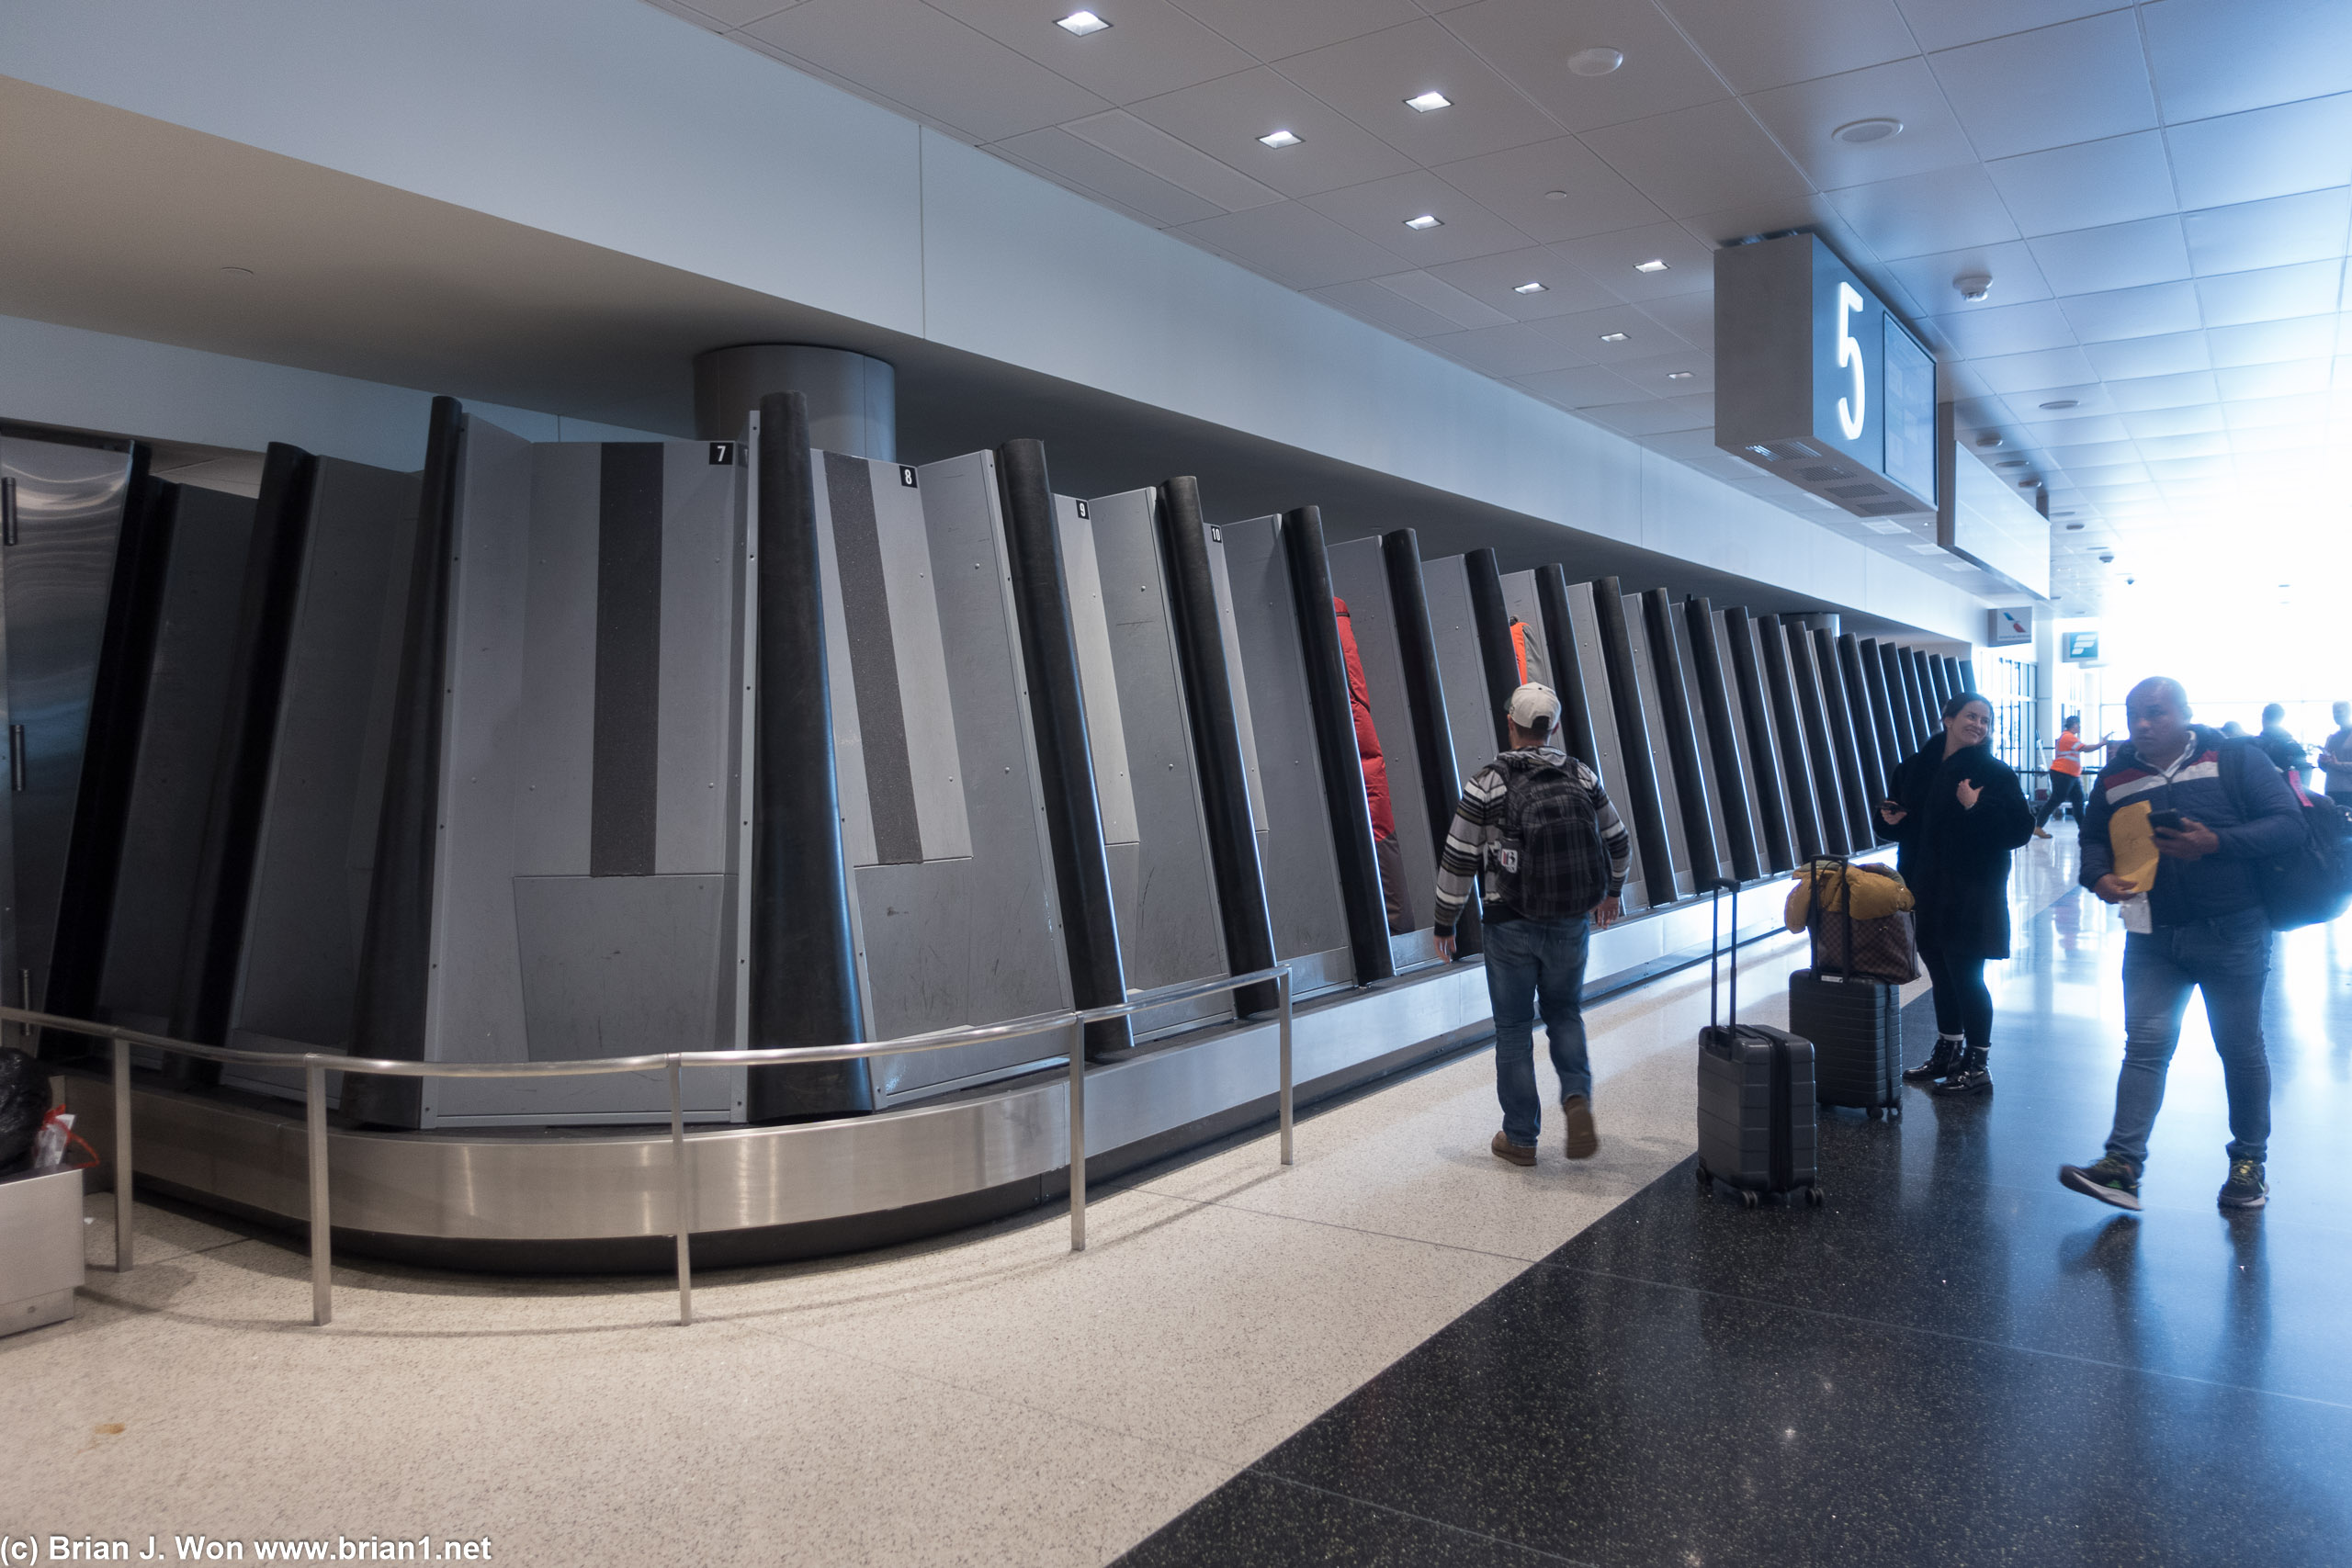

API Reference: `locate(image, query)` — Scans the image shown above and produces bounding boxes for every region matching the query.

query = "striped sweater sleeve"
[1589,767,1632,897]
[1432,764,1507,933]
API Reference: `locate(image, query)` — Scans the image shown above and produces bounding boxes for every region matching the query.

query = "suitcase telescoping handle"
[1707,876,1741,1031]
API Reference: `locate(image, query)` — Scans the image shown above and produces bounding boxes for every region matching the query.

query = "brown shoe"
[2032,828,2052,840]
[1562,1096,1599,1160]
[1490,1130,1535,1167]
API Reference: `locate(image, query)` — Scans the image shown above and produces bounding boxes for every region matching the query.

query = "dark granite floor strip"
[1120,886,2352,1567]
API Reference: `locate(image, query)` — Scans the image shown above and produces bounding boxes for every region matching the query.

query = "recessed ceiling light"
[1633,258,1669,273]
[220,265,254,276]
[1599,331,1629,344]
[1056,10,1111,34]
[1406,91,1452,112]
[1257,129,1301,149]
[1566,46,1623,76]
[1667,370,1694,380]
[1833,118,1905,144]
[2064,523,2086,531]
[1404,213,1443,230]
[1513,280,1547,294]
[1996,458,2027,468]
[2039,399,2080,410]
[1975,434,2003,448]
[1544,189,1571,201]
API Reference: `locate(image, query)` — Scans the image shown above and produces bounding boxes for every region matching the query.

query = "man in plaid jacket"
[1433,684,1630,1168]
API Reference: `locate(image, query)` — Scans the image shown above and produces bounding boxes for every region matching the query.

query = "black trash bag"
[0,1047,50,1175]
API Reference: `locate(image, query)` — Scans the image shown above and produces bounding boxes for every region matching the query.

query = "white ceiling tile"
[1608,348,1715,394]
[1302,168,1535,263]
[1579,101,1814,220]
[2232,421,2330,451]
[660,0,789,27]
[2182,188,2352,277]
[1985,132,2179,238]
[1308,278,1464,336]
[1430,139,1668,243]
[2194,261,2346,327]
[2040,437,2138,467]
[1923,299,2076,357]
[2132,429,2231,459]
[2101,368,2221,409]
[1369,268,1518,327]
[1657,0,1918,95]
[1580,398,1713,435]
[1966,344,2100,392]
[1513,363,1653,408]
[2028,216,2192,296]
[2165,95,2352,209]
[2084,331,2212,378]
[1272,19,1561,164]
[990,127,1227,223]
[2206,314,2337,367]
[928,0,1254,102]
[1125,67,1419,198]
[1166,0,1424,60]
[2121,402,2227,438]
[2214,358,2334,400]
[1421,247,1621,317]
[1879,240,2052,310]
[1533,301,1690,360]
[1633,291,1717,350]
[1546,222,1718,299]
[1827,164,2020,258]
[1062,110,1284,209]
[744,0,1112,141]
[1929,11,2157,161]
[2226,390,2335,428]
[1894,0,2119,54]
[2057,281,2204,344]
[1420,321,1595,377]
[2141,0,2352,125]
[1438,0,1732,135]
[2144,454,2236,482]
[1171,201,1413,287]
[1745,59,1978,190]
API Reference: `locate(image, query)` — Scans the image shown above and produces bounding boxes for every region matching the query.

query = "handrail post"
[1277,967,1294,1168]
[305,1062,332,1326]
[1068,1036,1086,1253]
[670,1056,693,1326]
[111,1038,134,1270]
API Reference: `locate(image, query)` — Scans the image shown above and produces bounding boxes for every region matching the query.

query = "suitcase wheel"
[1867,1107,1883,1121]
[1741,1190,1760,1210]
[1695,1161,1712,1190]
[1888,1103,1903,1122]
[1806,1186,1826,1207]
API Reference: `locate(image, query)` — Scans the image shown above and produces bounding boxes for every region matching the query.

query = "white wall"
[0,0,1986,640]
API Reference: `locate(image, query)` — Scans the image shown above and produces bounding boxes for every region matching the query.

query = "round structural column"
[695,344,896,460]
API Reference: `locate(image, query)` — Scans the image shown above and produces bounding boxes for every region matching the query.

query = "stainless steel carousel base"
[60,889,1808,1273]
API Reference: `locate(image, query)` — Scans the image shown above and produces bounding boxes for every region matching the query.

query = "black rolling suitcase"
[1790,861,1905,1121]
[1695,879,1822,1208]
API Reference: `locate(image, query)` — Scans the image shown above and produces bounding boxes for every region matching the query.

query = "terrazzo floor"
[7,886,1880,1566]
[1120,831,2352,1567]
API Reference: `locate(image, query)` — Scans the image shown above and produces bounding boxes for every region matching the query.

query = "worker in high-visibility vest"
[2032,715,2115,839]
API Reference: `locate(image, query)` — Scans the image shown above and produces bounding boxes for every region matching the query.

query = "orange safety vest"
[2052,732,2084,776]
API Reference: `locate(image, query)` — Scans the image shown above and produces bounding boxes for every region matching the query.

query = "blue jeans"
[2105,907,2273,1169]
[1484,913,1594,1146]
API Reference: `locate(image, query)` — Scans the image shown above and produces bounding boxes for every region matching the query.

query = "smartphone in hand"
[2147,809,2188,833]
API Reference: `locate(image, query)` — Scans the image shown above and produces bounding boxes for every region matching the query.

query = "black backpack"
[1488,756,1608,920]
[2254,773,2352,931]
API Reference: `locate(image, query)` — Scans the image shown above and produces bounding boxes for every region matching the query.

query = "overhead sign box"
[1940,403,2051,600]
[1989,607,2032,646]
[1714,232,1937,520]
[2063,629,2101,662]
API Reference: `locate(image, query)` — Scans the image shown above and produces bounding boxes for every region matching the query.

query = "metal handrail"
[3,962,1294,1328]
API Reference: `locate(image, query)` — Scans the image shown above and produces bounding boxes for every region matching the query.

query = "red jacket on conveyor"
[1332,597,1396,840]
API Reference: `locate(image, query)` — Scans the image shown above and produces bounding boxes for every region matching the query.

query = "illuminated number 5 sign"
[1835,281,1866,441]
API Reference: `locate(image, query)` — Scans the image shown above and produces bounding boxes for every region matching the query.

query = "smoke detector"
[1953,272,1993,302]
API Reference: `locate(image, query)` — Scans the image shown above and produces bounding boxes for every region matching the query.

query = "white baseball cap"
[1508,682,1561,730]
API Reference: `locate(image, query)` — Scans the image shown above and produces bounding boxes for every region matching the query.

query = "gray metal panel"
[1203,527,1270,835]
[1079,488,1229,1033]
[1209,517,1351,983]
[514,874,728,1059]
[806,455,878,870]
[856,450,1075,1099]
[223,461,416,1078]
[1329,537,1434,933]
[1052,496,1139,848]
[1673,610,1736,886]
[0,435,133,1014]
[870,460,970,862]
[1566,583,1653,908]
[1422,557,1500,793]
[1707,613,1768,873]
[1498,570,1552,689]
[655,445,741,874]
[100,487,255,1032]
[1623,593,1693,899]
[512,446,598,876]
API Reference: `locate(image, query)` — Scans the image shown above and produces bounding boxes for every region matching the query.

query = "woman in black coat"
[1877,691,2035,1095]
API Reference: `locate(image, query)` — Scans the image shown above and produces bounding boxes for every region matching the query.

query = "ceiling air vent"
[1798,466,1847,482]
[1857,501,1916,516]
[1827,483,1885,500]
